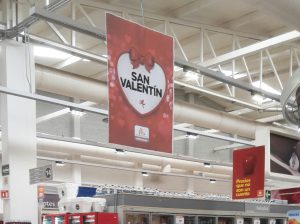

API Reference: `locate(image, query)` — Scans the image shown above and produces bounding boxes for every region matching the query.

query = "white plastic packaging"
[58,198,72,213]
[71,197,93,213]
[57,183,79,199]
[91,198,107,212]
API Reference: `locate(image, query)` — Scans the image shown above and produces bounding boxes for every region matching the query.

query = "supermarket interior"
[1,0,300,223]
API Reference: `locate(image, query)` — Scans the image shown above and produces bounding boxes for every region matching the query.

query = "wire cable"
[24,28,33,93]
[140,0,145,25]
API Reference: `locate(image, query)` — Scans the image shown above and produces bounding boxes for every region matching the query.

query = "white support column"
[72,99,81,139]
[186,170,194,193]
[0,40,38,223]
[134,163,143,189]
[71,99,82,184]
[71,155,82,185]
[186,93,195,156]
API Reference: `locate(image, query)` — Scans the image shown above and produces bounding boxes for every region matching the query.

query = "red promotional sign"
[1,190,9,199]
[106,14,174,153]
[232,146,265,199]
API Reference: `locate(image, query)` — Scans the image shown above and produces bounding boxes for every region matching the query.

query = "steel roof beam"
[200,30,300,67]
[32,8,106,40]
[28,34,107,64]
[0,0,70,39]
[1,6,281,103]
[29,8,281,102]
[175,58,280,102]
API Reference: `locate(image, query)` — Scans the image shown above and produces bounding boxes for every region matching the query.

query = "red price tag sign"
[1,190,9,199]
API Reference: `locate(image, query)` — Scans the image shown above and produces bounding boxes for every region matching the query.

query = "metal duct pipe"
[35,65,261,139]
[36,66,108,105]
[37,137,232,175]
[174,101,259,139]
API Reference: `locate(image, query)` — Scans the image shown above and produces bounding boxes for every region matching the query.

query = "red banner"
[106,14,174,153]
[272,187,300,204]
[232,146,265,199]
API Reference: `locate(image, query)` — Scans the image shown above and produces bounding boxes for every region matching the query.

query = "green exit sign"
[265,190,271,201]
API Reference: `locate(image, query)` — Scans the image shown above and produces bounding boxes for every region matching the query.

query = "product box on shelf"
[58,198,73,213]
[71,197,93,213]
[91,198,107,212]
[57,183,79,199]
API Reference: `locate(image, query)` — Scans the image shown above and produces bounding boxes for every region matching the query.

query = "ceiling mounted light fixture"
[174,65,183,72]
[115,148,126,155]
[70,109,86,117]
[185,71,199,80]
[185,132,198,139]
[203,162,211,168]
[33,45,71,59]
[210,179,216,184]
[55,161,65,167]
[102,117,109,123]
[251,93,265,105]
[142,171,149,177]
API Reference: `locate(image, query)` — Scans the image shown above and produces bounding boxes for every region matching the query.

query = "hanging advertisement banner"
[271,187,300,204]
[232,146,265,199]
[106,13,174,153]
[270,133,300,176]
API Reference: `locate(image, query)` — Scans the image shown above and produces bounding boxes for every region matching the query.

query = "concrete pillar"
[185,93,196,193]
[72,99,81,139]
[0,40,38,223]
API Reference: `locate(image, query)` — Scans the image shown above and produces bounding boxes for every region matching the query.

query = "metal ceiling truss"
[25,6,284,101]
[0,0,71,39]
[3,0,300,117]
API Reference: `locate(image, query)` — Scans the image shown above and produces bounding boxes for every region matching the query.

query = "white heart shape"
[117,53,166,115]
